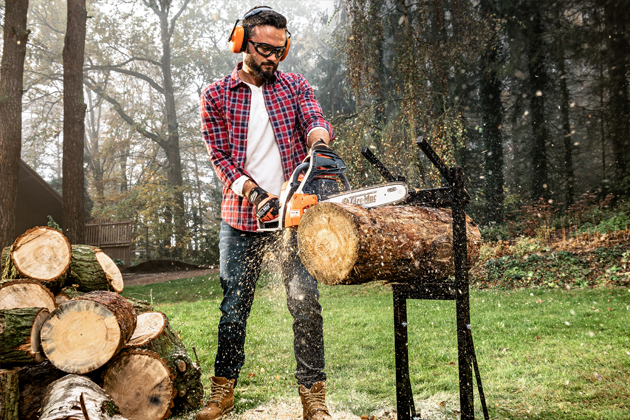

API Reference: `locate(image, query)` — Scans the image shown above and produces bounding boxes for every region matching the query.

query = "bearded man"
[197,6,337,420]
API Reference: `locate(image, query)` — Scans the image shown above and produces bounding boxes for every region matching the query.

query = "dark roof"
[15,160,63,238]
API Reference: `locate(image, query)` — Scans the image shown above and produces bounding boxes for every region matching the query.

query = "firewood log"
[297,203,481,285]
[125,312,203,413]
[102,349,175,420]
[54,286,83,306]
[40,291,137,374]
[17,361,65,420]
[1,227,71,293]
[125,297,154,315]
[0,369,19,420]
[40,374,128,420]
[68,245,124,293]
[0,279,56,312]
[0,308,49,364]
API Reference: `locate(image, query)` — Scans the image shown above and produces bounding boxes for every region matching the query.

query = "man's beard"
[245,54,277,83]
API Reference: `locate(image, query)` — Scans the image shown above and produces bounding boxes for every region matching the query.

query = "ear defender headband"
[228,7,291,61]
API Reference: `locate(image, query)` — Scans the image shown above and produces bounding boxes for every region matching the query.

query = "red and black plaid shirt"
[200,63,334,232]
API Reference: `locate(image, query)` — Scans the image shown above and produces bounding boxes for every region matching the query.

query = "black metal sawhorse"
[371,138,489,420]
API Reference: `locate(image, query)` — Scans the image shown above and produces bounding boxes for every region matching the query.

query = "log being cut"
[125,312,203,413]
[0,308,50,364]
[39,375,128,420]
[0,279,56,312]
[297,203,481,285]
[69,245,124,293]
[1,227,72,293]
[102,349,175,420]
[40,291,137,374]
[0,368,19,420]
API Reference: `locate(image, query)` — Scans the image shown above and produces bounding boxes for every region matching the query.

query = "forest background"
[1,0,629,267]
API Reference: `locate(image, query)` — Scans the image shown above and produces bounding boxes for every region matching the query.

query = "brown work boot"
[196,376,235,420]
[299,381,332,420]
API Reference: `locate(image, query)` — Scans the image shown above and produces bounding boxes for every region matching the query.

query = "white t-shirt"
[232,82,284,196]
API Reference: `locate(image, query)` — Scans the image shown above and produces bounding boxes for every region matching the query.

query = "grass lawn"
[123,274,630,419]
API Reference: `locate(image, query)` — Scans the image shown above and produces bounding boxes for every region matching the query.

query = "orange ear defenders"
[228,7,291,61]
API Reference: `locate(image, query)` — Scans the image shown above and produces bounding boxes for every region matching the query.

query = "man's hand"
[311,138,332,152]
[248,186,280,223]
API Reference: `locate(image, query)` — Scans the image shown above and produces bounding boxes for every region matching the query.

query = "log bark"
[125,312,203,413]
[297,203,481,285]
[17,361,65,420]
[125,297,154,315]
[40,374,128,420]
[2,227,71,293]
[0,279,56,312]
[102,349,175,420]
[41,291,137,374]
[0,369,19,420]
[0,308,49,364]
[69,245,124,293]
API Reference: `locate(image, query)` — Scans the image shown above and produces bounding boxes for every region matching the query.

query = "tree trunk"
[557,35,575,206]
[604,1,630,189]
[0,307,49,364]
[0,0,30,250]
[40,375,128,420]
[69,245,124,293]
[526,5,551,201]
[0,369,19,420]
[297,203,481,285]
[0,279,56,312]
[1,227,71,293]
[40,291,137,374]
[102,349,175,420]
[62,0,88,244]
[125,312,203,413]
[480,0,504,223]
[17,361,65,420]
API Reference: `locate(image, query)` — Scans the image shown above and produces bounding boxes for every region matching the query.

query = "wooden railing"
[85,219,133,266]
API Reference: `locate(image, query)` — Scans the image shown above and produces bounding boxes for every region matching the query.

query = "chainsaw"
[257,148,408,232]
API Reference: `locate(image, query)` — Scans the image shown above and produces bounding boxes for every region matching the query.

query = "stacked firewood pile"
[0,227,203,420]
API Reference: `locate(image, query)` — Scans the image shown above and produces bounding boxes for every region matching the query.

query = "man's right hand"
[247,186,280,223]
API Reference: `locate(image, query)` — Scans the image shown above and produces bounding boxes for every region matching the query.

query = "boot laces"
[209,380,232,404]
[304,388,329,413]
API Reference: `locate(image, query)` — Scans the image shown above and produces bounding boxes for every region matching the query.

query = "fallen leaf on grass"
[247,372,256,378]
[595,372,603,380]
[536,336,541,340]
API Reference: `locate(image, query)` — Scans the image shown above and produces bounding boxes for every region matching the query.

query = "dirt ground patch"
[123,268,219,286]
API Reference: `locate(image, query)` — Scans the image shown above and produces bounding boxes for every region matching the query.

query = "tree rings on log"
[102,349,175,420]
[0,368,19,420]
[41,291,137,374]
[0,279,56,312]
[17,361,65,420]
[0,308,50,364]
[125,312,203,412]
[2,227,71,293]
[40,374,127,420]
[297,203,481,285]
[70,245,124,293]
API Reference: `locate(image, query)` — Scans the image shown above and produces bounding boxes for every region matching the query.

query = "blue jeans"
[215,221,326,387]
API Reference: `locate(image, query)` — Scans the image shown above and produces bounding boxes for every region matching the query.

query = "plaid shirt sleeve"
[199,81,244,189]
[295,75,335,142]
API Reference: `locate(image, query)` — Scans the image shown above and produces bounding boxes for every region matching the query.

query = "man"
[197,6,336,420]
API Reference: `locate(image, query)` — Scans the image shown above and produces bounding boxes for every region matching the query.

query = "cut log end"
[297,202,360,285]
[95,251,124,293]
[41,300,122,374]
[11,227,71,282]
[102,350,174,420]
[0,279,56,312]
[126,312,167,348]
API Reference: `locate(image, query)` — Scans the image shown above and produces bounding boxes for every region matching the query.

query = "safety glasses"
[248,40,287,58]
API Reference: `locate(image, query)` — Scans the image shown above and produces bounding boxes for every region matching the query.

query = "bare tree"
[0,0,30,248]
[62,0,87,243]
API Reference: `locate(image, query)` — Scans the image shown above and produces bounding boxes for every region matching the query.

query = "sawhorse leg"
[393,285,420,420]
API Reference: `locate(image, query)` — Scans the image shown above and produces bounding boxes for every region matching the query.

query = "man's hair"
[242,6,287,38]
